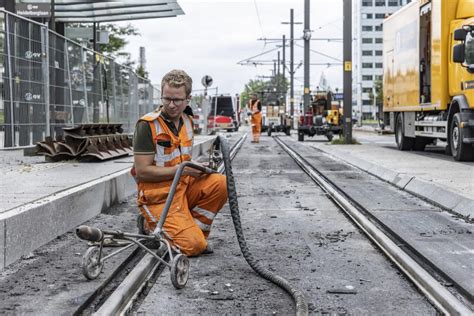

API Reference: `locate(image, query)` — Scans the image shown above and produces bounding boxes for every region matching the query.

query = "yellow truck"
[383,0,474,161]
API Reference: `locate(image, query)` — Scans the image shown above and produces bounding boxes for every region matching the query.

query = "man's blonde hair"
[161,69,193,95]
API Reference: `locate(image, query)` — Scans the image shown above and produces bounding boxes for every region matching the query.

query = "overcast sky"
[122,0,343,95]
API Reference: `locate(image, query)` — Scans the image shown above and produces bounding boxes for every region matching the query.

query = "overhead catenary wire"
[294,43,342,62]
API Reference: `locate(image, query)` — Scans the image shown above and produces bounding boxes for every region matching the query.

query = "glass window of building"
[362,63,373,68]
[375,0,386,6]
[375,38,383,43]
[362,38,373,44]
[375,13,385,19]
[375,25,383,31]
[362,75,373,81]
[362,50,373,56]
[375,50,383,56]
[375,63,383,68]
[362,0,373,6]
[362,25,373,31]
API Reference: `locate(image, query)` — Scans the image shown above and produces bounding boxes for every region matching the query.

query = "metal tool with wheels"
[76,161,216,289]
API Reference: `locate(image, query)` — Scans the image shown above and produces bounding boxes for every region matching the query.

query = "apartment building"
[353,0,412,120]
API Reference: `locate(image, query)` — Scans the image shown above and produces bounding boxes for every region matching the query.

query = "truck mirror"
[453,44,465,63]
[454,28,467,41]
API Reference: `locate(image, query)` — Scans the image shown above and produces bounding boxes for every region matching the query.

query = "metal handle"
[153,161,214,236]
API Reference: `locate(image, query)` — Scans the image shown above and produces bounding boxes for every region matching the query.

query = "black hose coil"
[218,135,309,316]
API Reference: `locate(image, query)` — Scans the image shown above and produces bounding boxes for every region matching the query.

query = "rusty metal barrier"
[35,123,132,161]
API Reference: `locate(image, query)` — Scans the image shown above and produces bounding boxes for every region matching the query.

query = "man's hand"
[182,161,209,178]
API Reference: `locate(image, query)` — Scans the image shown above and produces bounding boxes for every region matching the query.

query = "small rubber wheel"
[170,254,189,289]
[82,246,103,280]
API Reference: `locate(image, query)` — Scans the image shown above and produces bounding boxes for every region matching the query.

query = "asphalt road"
[137,133,436,315]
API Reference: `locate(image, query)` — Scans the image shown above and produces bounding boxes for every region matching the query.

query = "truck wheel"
[450,113,474,161]
[298,131,304,142]
[395,113,414,151]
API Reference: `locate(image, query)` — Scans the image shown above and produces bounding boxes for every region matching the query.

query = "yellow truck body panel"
[383,0,474,112]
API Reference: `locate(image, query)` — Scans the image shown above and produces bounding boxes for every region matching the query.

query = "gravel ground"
[137,134,436,315]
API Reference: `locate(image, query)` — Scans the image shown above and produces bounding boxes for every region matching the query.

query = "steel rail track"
[274,136,472,316]
[75,134,247,316]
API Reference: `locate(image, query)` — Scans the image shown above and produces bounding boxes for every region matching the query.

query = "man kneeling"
[133,69,227,256]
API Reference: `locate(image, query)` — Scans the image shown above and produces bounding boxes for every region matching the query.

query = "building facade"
[353,0,412,120]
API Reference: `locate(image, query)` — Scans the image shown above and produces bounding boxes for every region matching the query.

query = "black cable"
[217,135,308,316]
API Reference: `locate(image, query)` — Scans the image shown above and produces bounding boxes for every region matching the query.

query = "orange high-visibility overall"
[136,111,227,256]
[249,100,262,142]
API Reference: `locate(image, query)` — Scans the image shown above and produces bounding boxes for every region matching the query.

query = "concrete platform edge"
[0,137,216,270]
[316,146,474,219]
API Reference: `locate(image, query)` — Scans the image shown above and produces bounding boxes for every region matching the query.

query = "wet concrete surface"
[137,135,435,315]
[0,200,138,315]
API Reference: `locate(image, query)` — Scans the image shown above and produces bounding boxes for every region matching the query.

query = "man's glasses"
[161,97,187,106]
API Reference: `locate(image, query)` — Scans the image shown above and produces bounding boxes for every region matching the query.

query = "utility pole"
[288,10,295,125]
[282,9,302,127]
[303,0,311,116]
[282,35,286,108]
[277,51,280,105]
[343,0,353,143]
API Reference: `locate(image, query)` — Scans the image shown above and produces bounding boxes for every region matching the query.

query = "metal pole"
[5,14,15,146]
[277,51,280,104]
[65,40,74,125]
[290,9,295,126]
[343,0,353,143]
[42,26,51,137]
[213,87,218,132]
[282,35,286,108]
[303,0,311,115]
[80,47,89,123]
[49,0,55,31]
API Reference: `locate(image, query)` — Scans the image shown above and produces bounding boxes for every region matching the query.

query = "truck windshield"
[466,31,474,65]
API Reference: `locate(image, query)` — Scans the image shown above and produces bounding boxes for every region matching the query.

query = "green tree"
[136,65,148,79]
[368,78,383,119]
[67,23,140,57]
[240,75,289,108]
[240,79,267,109]
[98,23,140,55]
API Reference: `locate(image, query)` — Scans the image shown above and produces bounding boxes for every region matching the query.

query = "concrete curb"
[0,137,216,270]
[314,146,474,219]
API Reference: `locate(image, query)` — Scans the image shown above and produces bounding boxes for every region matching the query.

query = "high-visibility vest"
[134,110,195,208]
[140,110,194,167]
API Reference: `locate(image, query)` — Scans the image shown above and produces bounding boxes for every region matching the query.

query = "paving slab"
[374,209,474,300]
[304,132,474,218]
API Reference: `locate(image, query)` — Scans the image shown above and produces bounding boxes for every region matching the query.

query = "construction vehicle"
[297,91,342,142]
[208,95,240,133]
[383,0,474,161]
[262,103,291,136]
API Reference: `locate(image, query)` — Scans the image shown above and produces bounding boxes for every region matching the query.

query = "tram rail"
[74,134,247,315]
[274,135,472,315]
